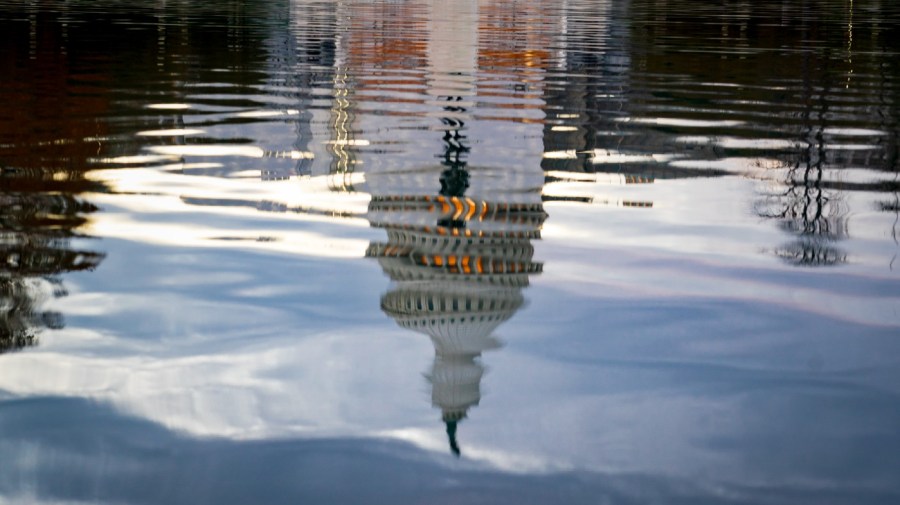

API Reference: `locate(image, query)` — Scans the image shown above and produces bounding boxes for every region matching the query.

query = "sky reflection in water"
[1,0,899,503]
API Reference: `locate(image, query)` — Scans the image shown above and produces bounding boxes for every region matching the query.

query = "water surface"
[1,1,899,503]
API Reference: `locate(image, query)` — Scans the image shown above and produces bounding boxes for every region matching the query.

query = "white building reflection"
[368,191,544,454]
[357,0,547,456]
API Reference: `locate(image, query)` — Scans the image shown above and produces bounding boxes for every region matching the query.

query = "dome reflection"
[365,23,546,451]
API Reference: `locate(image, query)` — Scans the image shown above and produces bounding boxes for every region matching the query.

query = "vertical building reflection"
[365,160,546,457]
[324,0,431,188]
[270,0,336,178]
[363,0,546,456]
[541,0,623,173]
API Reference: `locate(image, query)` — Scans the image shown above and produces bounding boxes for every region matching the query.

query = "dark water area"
[1,1,899,503]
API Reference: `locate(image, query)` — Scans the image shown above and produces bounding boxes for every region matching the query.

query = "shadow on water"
[9,396,893,505]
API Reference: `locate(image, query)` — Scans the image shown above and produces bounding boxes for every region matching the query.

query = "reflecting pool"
[1,1,899,503]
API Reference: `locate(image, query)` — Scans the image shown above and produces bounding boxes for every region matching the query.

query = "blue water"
[1,1,899,503]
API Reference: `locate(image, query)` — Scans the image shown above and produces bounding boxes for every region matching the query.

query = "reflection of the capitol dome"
[366,100,545,456]
[367,197,545,456]
[359,0,549,456]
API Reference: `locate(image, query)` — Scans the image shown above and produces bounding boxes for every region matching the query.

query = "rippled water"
[1,1,899,503]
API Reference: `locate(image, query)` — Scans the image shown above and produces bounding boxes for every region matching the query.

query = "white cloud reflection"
[0,167,895,486]
[136,128,206,137]
[145,103,192,110]
[85,167,371,257]
[146,145,268,158]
